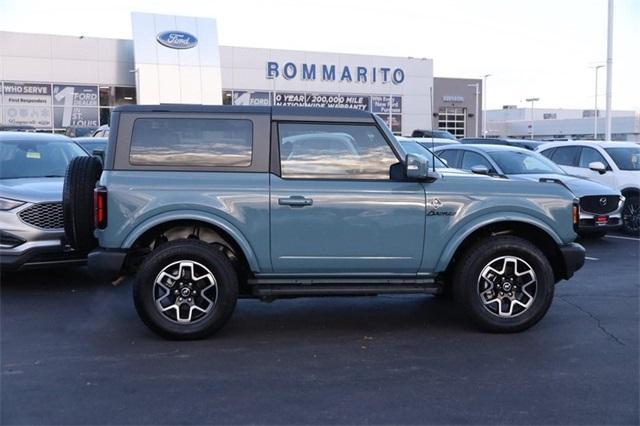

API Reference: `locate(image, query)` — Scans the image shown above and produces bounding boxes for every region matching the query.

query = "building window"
[99,86,136,126]
[543,113,557,120]
[438,107,466,138]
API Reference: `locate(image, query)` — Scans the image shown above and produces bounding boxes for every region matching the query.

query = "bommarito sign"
[266,62,405,85]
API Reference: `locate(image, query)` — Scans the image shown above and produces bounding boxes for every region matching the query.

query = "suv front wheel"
[453,235,555,333]
[133,239,239,340]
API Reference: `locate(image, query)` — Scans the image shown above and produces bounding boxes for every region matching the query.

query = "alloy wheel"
[153,260,218,324]
[477,256,537,318]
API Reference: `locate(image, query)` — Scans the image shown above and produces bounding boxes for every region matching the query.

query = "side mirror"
[588,161,606,174]
[470,165,490,175]
[405,153,429,179]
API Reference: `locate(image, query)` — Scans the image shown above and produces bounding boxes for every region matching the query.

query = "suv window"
[437,149,461,168]
[461,151,493,171]
[129,118,253,167]
[550,146,579,166]
[579,147,608,168]
[278,123,398,180]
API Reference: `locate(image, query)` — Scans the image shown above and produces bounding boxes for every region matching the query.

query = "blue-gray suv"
[63,105,585,340]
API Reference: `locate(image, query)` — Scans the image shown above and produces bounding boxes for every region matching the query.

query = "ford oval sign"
[156,31,198,49]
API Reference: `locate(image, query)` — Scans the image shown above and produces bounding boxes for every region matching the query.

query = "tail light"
[94,186,108,229]
[572,200,579,232]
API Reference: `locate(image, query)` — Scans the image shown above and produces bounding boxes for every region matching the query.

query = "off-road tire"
[453,235,555,333]
[63,156,102,251]
[133,239,238,340]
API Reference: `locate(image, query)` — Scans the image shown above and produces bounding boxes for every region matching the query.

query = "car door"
[577,146,617,188]
[270,122,426,274]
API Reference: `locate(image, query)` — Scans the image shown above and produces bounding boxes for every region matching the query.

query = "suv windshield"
[0,139,86,179]
[489,150,565,175]
[604,147,640,171]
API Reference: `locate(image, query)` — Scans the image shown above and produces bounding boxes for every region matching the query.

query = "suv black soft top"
[113,104,375,121]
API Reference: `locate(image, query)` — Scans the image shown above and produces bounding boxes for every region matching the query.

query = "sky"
[1,0,638,111]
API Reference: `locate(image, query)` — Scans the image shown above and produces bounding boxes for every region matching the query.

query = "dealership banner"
[52,84,99,128]
[274,92,370,110]
[2,82,53,128]
[232,91,271,106]
[371,96,402,114]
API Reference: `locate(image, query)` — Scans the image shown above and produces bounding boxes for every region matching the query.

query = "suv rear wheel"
[133,239,238,340]
[453,235,555,333]
[621,196,640,236]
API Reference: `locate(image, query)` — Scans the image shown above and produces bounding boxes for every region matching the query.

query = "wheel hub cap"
[477,255,537,318]
[153,260,218,324]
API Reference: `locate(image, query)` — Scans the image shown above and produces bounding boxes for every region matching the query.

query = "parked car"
[461,137,545,151]
[91,125,110,138]
[404,136,461,149]
[411,129,458,140]
[64,127,96,138]
[0,132,88,270]
[63,105,584,339]
[537,141,640,235]
[74,137,108,154]
[433,144,623,238]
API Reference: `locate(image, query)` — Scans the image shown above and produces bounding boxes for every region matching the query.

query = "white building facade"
[0,13,433,135]
[486,107,640,141]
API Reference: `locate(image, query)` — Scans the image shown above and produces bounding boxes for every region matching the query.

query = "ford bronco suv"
[63,105,585,340]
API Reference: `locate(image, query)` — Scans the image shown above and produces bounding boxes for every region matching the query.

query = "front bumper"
[558,242,586,280]
[87,248,128,282]
[578,211,622,231]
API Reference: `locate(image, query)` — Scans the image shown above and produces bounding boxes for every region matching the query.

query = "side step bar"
[249,278,440,297]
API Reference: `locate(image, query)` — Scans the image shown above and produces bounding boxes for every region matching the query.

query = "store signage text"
[443,95,464,102]
[266,62,405,84]
[156,31,198,49]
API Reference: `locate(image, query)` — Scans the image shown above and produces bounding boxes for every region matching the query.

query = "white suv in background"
[537,141,640,235]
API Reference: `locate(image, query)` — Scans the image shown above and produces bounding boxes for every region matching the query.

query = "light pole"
[592,65,604,139]
[482,74,491,137]
[525,97,539,139]
[468,83,480,137]
[605,0,614,141]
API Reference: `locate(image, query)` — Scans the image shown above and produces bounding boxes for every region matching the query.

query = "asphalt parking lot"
[1,233,638,425]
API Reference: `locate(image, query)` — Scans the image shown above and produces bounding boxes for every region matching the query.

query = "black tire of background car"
[452,235,555,333]
[133,239,239,340]
[63,156,103,251]
[577,229,608,239]
[621,196,640,236]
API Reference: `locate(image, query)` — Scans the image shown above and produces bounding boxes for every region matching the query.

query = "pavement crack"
[558,295,626,346]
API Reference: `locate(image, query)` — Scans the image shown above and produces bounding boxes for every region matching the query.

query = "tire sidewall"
[133,240,238,340]
[456,237,555,332]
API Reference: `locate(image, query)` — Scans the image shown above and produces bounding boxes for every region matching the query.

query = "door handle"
[278,196,313,207]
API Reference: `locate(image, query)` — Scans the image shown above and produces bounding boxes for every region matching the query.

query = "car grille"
[580,195,619,215]
[18,202,64,230]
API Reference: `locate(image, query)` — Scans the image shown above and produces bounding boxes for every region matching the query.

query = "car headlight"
[0,197,25,210]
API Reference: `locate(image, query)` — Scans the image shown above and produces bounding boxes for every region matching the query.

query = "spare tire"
[63,156,103,251]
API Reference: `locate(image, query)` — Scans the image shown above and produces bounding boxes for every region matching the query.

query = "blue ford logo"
[156,31,198,49]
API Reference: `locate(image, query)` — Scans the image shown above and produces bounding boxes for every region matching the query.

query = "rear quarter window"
[129,118,253,167]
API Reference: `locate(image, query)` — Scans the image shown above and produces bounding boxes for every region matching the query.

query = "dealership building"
[487,106,640,141]
[0,13,483,137]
